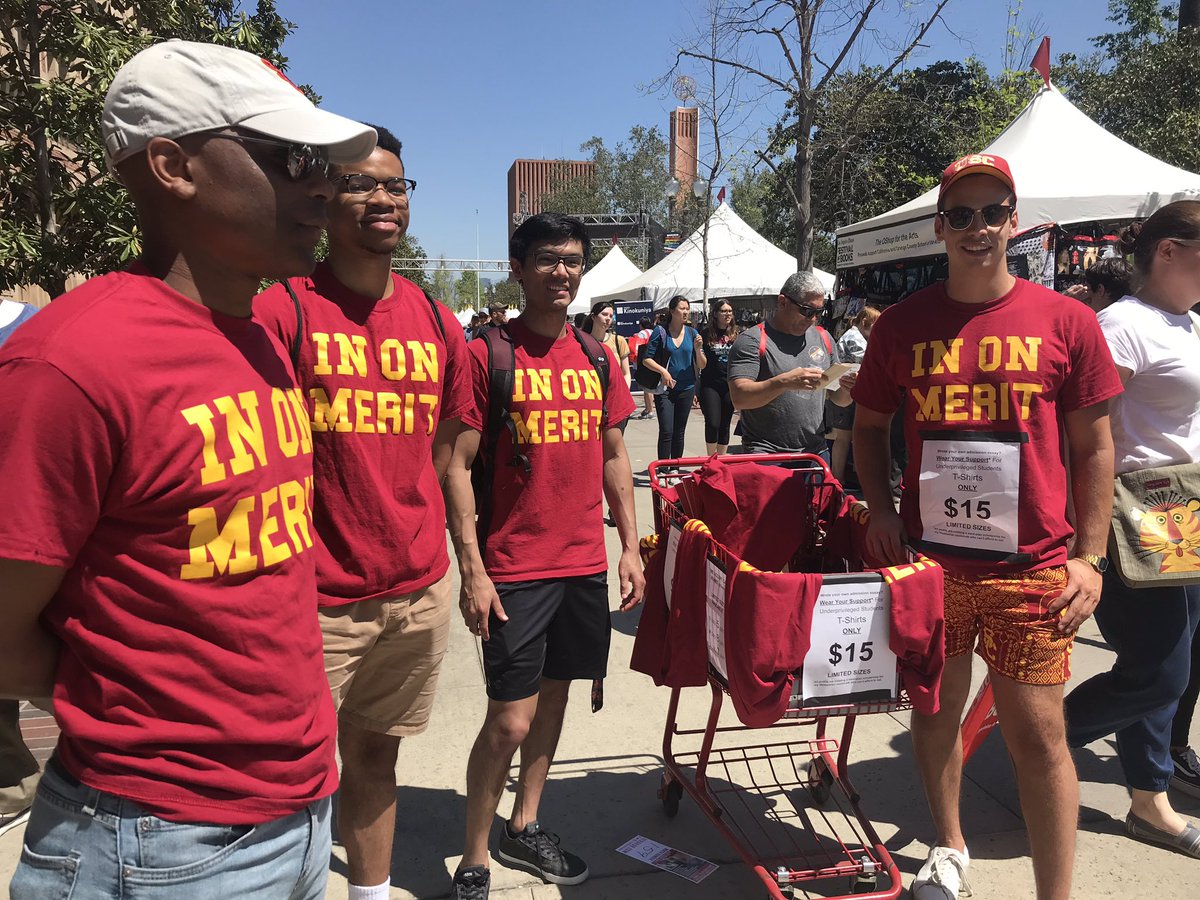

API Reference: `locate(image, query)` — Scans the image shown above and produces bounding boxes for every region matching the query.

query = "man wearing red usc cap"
[852,153,1122,900]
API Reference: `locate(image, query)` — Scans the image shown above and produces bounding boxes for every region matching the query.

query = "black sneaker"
[497,820,589,885]
[1171,746,1200,799]
[452,865,490,900]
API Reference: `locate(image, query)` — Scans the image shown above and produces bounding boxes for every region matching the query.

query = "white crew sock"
[347,880,390,900]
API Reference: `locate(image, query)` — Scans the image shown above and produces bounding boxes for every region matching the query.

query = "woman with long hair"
[699,300,740,455]
[583,300,630,386]
[1065,200,1200,858]
[642,296,706,460]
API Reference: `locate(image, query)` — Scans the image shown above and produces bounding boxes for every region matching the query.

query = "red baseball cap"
[937,153,1017,209]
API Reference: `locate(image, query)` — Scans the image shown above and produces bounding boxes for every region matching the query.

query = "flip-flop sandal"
[1125,812,1200,858]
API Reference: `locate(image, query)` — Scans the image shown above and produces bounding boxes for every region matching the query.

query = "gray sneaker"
[497,821,588,885]
[1170,746,1200,800]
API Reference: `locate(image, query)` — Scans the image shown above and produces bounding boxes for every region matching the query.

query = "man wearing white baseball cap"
[0,40,374,899]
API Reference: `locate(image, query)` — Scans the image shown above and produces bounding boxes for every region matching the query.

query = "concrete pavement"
[2,404,1197,898]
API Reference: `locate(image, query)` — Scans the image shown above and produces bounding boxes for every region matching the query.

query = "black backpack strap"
[473,324,529,551]
[421,289,449,344]
[569,326,611,427]
[284,280,303,370]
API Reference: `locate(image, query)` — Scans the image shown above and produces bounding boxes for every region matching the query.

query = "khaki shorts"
[320,570,452,736]
[943,566,1073,685]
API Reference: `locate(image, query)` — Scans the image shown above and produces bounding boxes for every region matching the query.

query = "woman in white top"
[1065,200,1200,858]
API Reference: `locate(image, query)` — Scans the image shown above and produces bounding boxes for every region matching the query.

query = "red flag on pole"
[717,186,726,204]
[611,234,619,246]
[1031,36,1051,87]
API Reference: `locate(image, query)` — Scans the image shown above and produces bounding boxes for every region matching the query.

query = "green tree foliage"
[542,126,676,224]
[1057,0,1200,174]
[491,278,523,310]
[392,231,431,292]
[0,1,303,297]
[454,270,481,312]
[429,257,455,307]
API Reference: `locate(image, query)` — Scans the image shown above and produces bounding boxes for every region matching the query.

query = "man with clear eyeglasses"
[444,212,644,899]
[256,125,471,900]
[852,153,1122,900]
[1,40,375,899]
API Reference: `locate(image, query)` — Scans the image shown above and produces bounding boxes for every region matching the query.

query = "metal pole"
[475,209,481,308]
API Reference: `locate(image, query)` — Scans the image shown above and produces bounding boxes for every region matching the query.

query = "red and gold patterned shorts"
[943,566,1072,685]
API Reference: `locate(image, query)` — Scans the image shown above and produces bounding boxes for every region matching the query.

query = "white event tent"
[568,244,642,315]
[596,202,834,308]
[835,84,1200,269]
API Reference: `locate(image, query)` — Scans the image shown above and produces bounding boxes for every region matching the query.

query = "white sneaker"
[912,845,972,898]
[0,806,31,839]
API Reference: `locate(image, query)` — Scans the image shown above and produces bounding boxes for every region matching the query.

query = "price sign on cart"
[798,574,898,707]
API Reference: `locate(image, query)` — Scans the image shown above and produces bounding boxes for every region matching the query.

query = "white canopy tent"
[596,202,834,308]
[835,84,1200,269]
[568,244,642,315]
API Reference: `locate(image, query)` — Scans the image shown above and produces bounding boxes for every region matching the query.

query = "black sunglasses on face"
[939,202,1015,231]
[787,297,824,318]
[200,130,330,181]
[339,173,416,199]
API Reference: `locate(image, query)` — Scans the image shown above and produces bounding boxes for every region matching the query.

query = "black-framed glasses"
[532,253,586,274]
[339,173,416,199]
[200,130,329,181]
[787,297,824,318]
[939,202,1015,231]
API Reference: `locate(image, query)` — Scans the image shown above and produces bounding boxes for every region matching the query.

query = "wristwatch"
[1077,553,1109,574]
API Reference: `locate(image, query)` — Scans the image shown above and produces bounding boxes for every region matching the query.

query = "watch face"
[1096,556,1109,573]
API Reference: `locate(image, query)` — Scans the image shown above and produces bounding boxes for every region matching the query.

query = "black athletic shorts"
[482,573,611,702]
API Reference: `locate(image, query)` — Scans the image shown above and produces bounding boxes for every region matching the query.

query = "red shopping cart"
[643,452,933,899]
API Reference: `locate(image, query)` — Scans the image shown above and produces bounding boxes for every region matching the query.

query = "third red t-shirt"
[463,318,636,582]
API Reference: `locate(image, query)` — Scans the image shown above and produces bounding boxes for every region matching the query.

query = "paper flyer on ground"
[617,835,719,883]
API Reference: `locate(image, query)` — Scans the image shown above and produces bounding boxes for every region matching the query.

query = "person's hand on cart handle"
[617,548,646,612]
[781,366,824,392]
[865,506,909,567]
[459,570,506,641]
[1048,557,1103,633]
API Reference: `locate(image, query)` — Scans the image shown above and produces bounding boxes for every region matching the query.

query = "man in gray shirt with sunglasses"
[728,271,853,457]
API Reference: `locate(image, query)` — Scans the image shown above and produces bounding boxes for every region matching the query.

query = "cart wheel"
[850,874,877,894]
[806,758,833,806]
[661,779,683,818]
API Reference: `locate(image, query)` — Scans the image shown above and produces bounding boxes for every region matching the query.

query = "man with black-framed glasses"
[852,153,1122,900]
[256,125,471,900]
[0,40,375,899]
[728,270,853,457]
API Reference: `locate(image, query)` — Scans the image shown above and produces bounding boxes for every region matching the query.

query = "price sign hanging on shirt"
[704,555,728,680]
[917,430,1027,558]
[798,574,898,707]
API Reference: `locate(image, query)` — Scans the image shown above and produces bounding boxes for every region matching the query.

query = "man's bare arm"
[1049,401,1115,632]
[729,368,822,411]
[441,426,505,639]
[0,559,64,698]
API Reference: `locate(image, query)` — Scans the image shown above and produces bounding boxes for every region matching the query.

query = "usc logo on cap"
[953,154,998,173]
[259,57,303,94]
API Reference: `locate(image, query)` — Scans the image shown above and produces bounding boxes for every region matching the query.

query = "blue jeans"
[10,757,331,900]
[1064,569,1200,792]
[654,386,695,460]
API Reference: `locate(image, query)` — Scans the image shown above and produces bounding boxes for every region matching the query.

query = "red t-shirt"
[256,265,471,604]
[853,279,1122,576]
[463,319,636,582]
[0,268,336,824]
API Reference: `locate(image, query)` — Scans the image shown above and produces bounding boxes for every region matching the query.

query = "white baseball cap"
[101,40,376,170]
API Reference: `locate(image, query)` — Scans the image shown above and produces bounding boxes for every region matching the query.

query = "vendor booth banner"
[616,300,654,336]
[836,218,939,268]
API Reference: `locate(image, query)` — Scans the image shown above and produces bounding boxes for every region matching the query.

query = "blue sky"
[277,1,1112,265]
